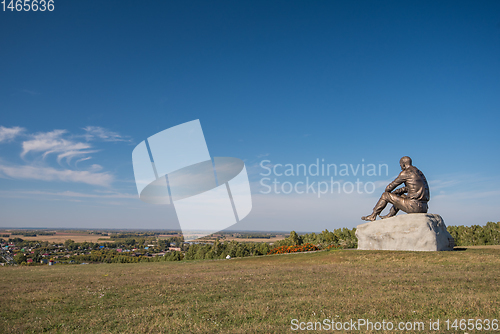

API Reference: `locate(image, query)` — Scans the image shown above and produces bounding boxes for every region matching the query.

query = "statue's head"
[399,156,412,170]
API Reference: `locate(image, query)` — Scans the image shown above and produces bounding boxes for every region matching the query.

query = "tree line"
[447,222,500,246]
[4,222,500,265]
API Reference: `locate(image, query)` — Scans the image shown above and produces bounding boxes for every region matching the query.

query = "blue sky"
[1,1,499,232]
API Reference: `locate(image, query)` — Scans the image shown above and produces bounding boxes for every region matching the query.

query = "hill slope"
[1,248,499,333]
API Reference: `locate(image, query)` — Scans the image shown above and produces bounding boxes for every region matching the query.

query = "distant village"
[0,230,287,265]
[0,230,188,265]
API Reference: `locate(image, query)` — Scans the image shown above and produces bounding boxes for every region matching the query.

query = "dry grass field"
[4,232,111,243]
[1,247,499,333]
[217,236,286,243]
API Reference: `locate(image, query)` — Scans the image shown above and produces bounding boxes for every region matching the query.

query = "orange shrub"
[267,243,319,255]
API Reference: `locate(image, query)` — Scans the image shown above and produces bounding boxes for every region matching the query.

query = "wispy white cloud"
[83,126,131,142]
[0,164,113,186]
[0,126,25,143]
[21,129,93,160]
[56,149,99,165]
[75,157,92,164]
[89,164,103,172]
[0,126,133,188]
[20,127,131,164]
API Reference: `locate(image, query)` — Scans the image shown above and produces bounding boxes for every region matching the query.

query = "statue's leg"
[361,192,391,221]
[400,199,428,213]
[380,205,399,219]
[362,192,407,221]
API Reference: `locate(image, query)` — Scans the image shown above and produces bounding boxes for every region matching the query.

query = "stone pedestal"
[356,213,454,251]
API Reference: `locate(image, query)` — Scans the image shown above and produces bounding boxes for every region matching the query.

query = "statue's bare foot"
[361,214,377,221]
[379,213,395,219]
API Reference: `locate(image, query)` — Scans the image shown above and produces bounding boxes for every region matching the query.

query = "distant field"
[2,231,285,243]
[215,236,285,243]
[4,232,111,243]
[1,246,499,333]
[158,234,182,238]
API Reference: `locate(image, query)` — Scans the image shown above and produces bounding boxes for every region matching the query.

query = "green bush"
[14,253,27,265]
[447,222,500,246]
[272,228,357,249]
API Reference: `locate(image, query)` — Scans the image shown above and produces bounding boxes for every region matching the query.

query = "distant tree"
[64,239,76,250]
[33,251,42,264]
[289,231,303,245]
[257,242,270,255]
[447,222,500,246]
[14,253,27,265]
[9,237,24,243]
[302,232,317,244]
[124,238,136,246]
[167,251,183,261]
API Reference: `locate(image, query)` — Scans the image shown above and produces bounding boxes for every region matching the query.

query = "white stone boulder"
[356,213,454,251]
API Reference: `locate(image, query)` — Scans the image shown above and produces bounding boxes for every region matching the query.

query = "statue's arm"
[393,187,408,195]
[385,172,405,193]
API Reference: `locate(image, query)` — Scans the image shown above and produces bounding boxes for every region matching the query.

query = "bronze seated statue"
[362,156,430,221]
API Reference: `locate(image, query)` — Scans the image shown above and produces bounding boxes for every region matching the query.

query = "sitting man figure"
[361,156,430,221]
